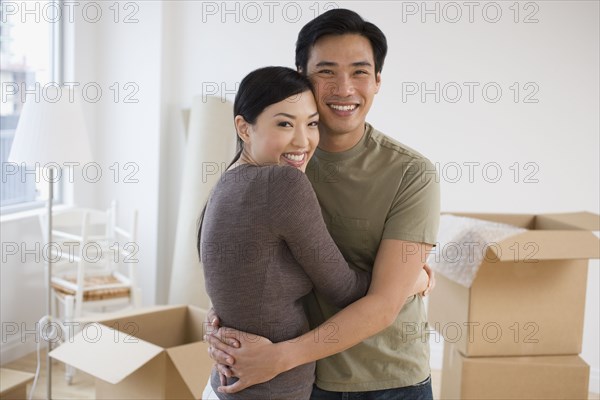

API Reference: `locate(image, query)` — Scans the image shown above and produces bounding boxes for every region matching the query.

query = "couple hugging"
[198,8,440,400]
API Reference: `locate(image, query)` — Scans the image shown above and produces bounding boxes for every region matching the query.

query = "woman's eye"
[278,121,292,127]
[309,121,319,127]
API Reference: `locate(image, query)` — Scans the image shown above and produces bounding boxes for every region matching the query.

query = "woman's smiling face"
[236,90,319,172]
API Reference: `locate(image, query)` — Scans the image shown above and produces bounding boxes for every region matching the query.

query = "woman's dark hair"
[295,9,388,75]
[197,66,314,260]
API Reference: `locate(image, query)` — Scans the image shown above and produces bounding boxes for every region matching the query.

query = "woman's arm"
[267,166,371,307]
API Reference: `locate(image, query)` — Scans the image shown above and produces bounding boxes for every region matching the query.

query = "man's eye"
[355,70,369,75]
[318,69,333,75]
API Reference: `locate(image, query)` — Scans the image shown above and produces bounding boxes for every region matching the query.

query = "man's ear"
[234,115,251,143]
[375,72,382,94]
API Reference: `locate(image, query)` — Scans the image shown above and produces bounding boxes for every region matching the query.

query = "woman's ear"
[234,115,251,143]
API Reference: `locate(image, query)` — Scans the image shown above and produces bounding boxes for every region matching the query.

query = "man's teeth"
[284,153,304,162]
[329,104,357,111]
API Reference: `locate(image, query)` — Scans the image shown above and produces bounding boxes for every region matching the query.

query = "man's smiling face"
[305,34,381,145]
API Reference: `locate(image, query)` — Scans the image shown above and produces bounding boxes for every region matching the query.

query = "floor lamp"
[8,87,92,400]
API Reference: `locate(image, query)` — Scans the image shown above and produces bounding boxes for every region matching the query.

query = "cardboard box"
[0,368,34,400]
[49,305,213,399]
[428,212,599,356]
[440,342,590,400]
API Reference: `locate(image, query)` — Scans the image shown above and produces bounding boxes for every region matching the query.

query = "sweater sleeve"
[267,166,370,307]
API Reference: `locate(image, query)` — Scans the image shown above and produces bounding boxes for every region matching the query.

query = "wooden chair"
[39,201,141,383]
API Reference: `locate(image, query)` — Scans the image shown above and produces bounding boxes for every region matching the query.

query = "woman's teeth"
[283,153,304,162]
[329,104,357,111]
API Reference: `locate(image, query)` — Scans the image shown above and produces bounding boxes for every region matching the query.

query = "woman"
[198,67,429,399]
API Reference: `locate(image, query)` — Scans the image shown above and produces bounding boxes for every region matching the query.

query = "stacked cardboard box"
[50,305,213,399]
[428,212,599,400]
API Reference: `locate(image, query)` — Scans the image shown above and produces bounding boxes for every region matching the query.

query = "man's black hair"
[295,9,388,75]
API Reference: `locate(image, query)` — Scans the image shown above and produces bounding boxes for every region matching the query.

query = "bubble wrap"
[429,215,527,287]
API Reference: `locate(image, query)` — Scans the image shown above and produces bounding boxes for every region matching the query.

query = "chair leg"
[52,292,60,320]
[64,296,76,385]
[133,288,142,308]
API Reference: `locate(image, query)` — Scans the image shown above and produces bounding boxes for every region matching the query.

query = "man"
[206,9,440,399]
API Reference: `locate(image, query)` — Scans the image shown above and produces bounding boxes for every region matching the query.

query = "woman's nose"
[292,126,310,148]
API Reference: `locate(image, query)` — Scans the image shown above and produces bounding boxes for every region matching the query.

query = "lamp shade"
[8,88,93,166]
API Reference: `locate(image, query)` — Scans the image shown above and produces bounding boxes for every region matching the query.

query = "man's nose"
[334,74,355,97]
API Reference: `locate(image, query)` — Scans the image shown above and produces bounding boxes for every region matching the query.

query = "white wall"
[73,1,164,309]
[1,1,163,362]
[157,0,599,392]
[2,0,598,392]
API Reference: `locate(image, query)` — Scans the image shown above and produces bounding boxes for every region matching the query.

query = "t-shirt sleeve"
[267,166,370,307]
[382,157,440,245]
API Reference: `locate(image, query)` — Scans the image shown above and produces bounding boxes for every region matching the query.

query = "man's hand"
[205,327,285,394]
[206,307,220,330]
[203,308,240,386]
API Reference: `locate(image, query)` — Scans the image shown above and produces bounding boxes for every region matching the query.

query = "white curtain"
[169,95,235,307]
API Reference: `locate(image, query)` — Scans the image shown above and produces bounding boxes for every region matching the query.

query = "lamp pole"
[46,167,54,400]
[8,84,92,400]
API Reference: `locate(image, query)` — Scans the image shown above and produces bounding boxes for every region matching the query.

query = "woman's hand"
[413,263,435,296]
[205,327,286,394]
[422,263,436,296]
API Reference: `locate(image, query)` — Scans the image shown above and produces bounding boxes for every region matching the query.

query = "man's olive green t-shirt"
[305,123,440,392]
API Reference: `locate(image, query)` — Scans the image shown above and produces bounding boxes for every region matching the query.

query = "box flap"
[73,304,185,325]
[49,323,163,384]
[0,369,34,395]
[185,306,209,342]
[463,353,589,367]
[443,212,536,229]
[537,212,600,231]
[166,342,213,400]
[101,307,189,349]
[489,231,600,261]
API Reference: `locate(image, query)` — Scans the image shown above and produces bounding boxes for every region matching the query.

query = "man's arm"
[207,239,431,394]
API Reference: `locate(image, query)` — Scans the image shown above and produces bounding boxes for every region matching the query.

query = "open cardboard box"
[428,212,600,356]
[0,368,35,400]
[440,342,590,400]
[50,305,213,399]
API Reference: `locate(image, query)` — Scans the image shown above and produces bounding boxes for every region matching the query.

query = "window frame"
[1,0,67,215]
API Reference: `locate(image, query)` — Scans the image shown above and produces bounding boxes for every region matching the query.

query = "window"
[1,0,63,213]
